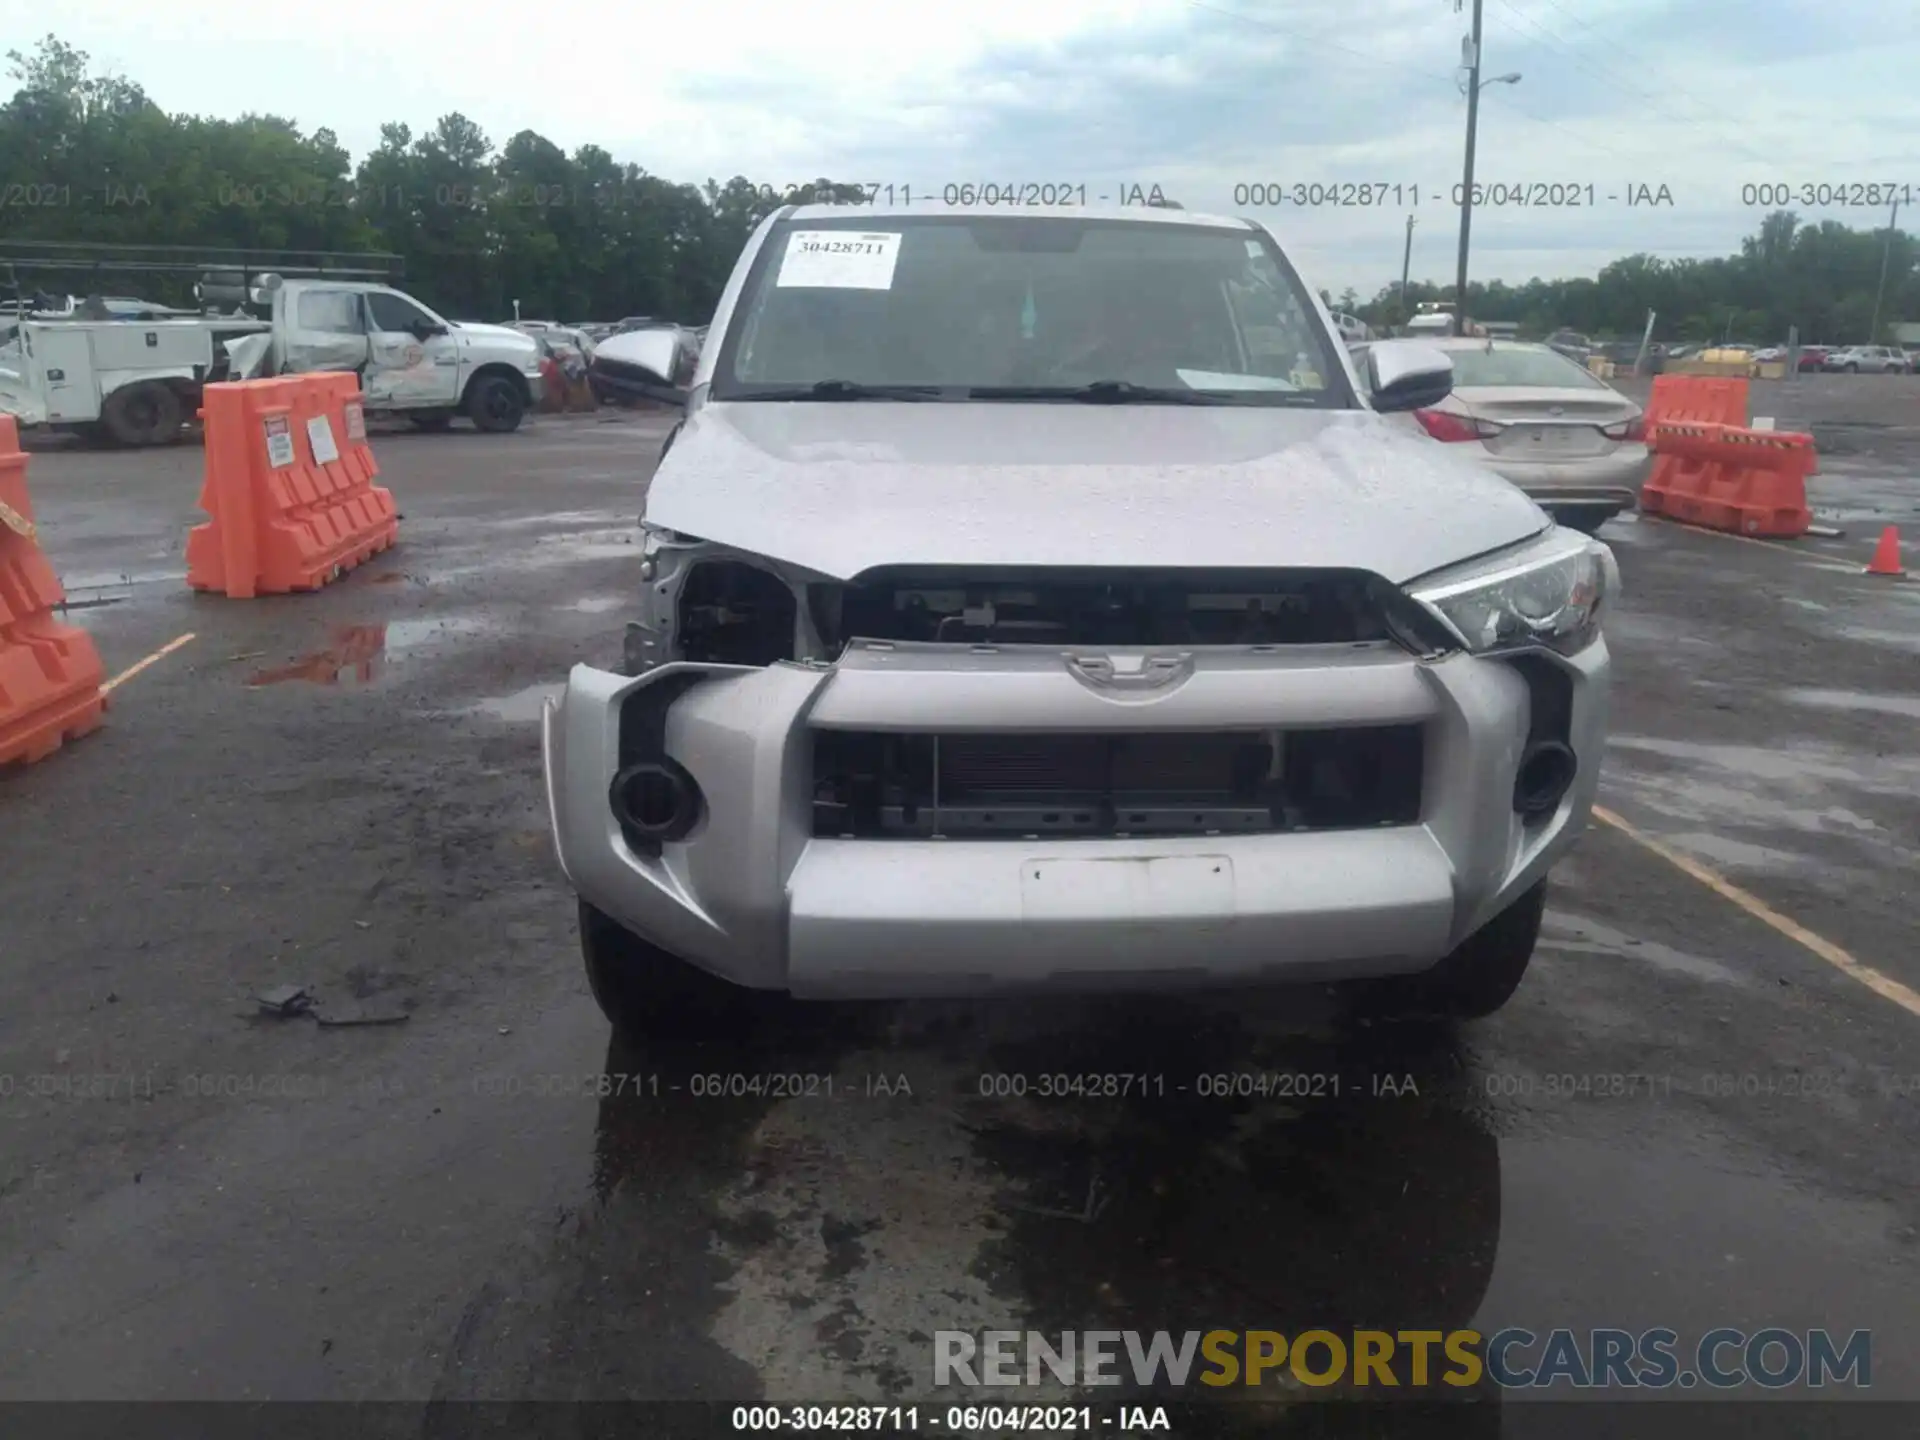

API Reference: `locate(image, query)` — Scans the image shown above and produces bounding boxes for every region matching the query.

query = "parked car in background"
[1795,345,1833,371]
[1753,346,1787,363]
[1357,338,1646,534]
[1824,345,1913,374]
[1544,330,1593,365]
[1329,310,1375,344]
[587,323,701,406]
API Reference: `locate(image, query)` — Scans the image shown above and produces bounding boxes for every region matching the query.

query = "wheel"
[579,899,761,1038]
[100,382,183,447]
[1366,880,1547,1020]
[407,411,453,431]
[465,374,526,433]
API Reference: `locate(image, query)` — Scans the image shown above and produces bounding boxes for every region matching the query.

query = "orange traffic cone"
[1865,525,1906,577]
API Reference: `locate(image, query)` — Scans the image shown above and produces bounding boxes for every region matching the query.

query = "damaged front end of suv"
[548,202,1617,1036]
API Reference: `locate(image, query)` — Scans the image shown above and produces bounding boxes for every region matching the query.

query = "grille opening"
[812,727,1424,839]
[811,567,1457,654]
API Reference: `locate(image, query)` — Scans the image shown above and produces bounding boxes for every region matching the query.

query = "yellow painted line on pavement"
[103,632,196,693]
[1591,803,1920,1019]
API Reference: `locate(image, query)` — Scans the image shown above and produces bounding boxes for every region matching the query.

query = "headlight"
[1406,528,1618,655]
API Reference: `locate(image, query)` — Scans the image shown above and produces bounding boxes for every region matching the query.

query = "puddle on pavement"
[1609,733,1920,788]
[1540,910,1751,985]
[248,625,391,687]
[477,510,639,532]
[384,615,492,652]
[432,529,642,582]
[246,616,493,686]
[1786,687,1920,721]
[471,682,564,722]
[1483,1127,1918,1377]
[61,567,187,592]
[1833,625,1920,653]
[565,596,628,614]
[1658,830,1811,872]
[1605,734,1920,845]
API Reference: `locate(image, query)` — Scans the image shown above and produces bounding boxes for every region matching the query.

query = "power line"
[1181,0,1461,87]
[1492,0,1784,168]
[1184,0,1734,168]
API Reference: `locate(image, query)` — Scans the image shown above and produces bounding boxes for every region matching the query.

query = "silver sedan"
[1362,339,1649,533]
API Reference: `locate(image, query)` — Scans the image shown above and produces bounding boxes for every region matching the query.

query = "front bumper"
[544,639,1610,999]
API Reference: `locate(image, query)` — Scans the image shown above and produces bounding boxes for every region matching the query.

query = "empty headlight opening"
[674,560,801,666]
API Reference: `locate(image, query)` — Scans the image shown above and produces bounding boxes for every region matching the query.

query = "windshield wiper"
[724,379,948,401]
[969,380,1235,405]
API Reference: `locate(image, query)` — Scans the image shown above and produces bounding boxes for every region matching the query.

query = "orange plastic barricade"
[186,375,397,598]
[1640,421,1814,538]
[0,415,108,768]
[1642,374,1748,430]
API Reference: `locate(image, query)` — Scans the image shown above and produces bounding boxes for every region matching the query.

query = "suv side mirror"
[1367,340,1454,413]
[411,320,447,340]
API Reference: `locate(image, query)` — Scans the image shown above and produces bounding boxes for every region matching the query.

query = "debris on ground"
[255,984,313,1017]
[314,1004,409,1028]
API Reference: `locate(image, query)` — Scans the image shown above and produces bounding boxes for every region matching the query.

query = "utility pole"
[1401,214,1416,317]
[1869,197,1900,344]
[1453,0,1484,337]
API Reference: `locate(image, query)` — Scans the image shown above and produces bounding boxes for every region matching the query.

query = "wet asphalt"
[1,391,1919,1428]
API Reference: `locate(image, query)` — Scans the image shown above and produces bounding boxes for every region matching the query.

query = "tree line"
[3,35,1913,344]
[1348,207,1914,345]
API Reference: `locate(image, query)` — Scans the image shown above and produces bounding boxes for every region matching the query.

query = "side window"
[296,290,364,334]
[365,291,436,333]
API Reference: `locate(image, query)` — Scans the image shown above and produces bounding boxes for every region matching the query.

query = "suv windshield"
[711,213,1352,406]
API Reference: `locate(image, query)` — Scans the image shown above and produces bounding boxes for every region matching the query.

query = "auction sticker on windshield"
[777,231,902,289]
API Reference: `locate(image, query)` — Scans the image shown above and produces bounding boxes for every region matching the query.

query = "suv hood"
[452,321,538,350]
[646,402,1548,583]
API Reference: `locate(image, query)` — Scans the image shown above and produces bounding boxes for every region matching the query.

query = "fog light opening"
[1513,741,1577,819]
[610,759,701,842]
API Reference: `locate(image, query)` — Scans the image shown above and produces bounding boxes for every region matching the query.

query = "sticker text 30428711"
[776,231,904,289]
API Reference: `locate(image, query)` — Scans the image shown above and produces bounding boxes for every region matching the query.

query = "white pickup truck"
[0,274,544,445]
[223,275,545,433]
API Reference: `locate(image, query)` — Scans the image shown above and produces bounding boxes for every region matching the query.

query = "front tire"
[579,899,760,1038]
[465,374,527,433]
[1367,879,1548,1020]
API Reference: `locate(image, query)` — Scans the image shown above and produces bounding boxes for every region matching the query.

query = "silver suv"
[548,204,1618,1034]
[1824,345,1913,374]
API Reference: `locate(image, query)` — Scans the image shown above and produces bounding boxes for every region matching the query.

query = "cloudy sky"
[6,0,1912,296]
